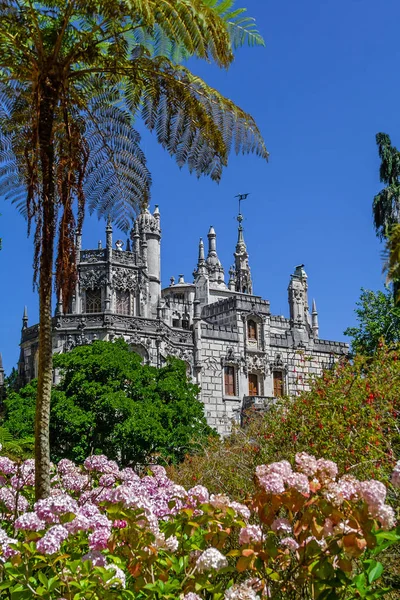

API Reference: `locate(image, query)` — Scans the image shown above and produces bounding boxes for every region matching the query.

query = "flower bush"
[0,451,398,599]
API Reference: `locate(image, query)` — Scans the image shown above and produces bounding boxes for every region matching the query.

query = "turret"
[137,205,161,316]
[234,213,252,294]
[312,299,319,339]
[288,264,309,329]
[206,226,225,285]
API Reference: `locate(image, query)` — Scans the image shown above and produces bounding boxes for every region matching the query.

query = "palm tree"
[373,133,400,240]
[0,0,268,499]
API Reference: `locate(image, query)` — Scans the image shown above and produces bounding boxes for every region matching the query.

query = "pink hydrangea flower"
[230,501,251,521]
[105,564,126,589]
[239,525,263,545]
[280,537,299,551]
[295,452,318,477]
[35,494,78,522]
[286,473,310,495]
[0,527,19,560]
[196,547,228,572]
[88,527,111,551]
[271,518,292,534]
[183,594,203,600]
[224,581,260,600]
[316,459,338,482]
[188,485,209,503]
[257,471,285,495]
[65,514,91,534]
[0,457,17,475]
[391,461,400,488]
[36,525,69,555]
[15,512,46,532]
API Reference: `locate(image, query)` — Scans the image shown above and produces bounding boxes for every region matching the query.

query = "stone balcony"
[241,396,276,424]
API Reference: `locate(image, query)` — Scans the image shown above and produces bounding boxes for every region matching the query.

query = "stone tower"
[233,213,252,294]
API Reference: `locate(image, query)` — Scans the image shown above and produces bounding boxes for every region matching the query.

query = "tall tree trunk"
[35,77,58,500]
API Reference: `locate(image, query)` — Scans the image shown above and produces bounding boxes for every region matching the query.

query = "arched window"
[116,289,131,315]
[85,288,101,313]
[247,319,257,341]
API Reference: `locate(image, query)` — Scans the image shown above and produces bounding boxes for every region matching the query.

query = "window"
[85,288,101,313]
[172,319,180,328]
[247,319,257,341]
[248,373,258,396]
[116,289,130,315]
[224,366,236,396]
[182,319,189,330]
[273,371,284,397]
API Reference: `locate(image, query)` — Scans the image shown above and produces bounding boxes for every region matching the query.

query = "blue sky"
[0,0,397,374]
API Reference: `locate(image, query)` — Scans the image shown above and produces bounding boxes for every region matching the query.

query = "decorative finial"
[98,240,102,250]
[178,274,185,284]
[235,193,250,217]
[170,276,175,286]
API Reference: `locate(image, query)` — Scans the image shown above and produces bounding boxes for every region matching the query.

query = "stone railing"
[80,249,105,263]
[112,251,136,266]
[242,395,276,412]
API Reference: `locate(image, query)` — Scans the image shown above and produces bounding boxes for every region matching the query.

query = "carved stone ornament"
[246,353,269,375]
[112,267,138,292]
[271,353,288,373]
[163,343,192,363]
[220,346,241,367]
[203,355,221,373]
[79,267,107,290]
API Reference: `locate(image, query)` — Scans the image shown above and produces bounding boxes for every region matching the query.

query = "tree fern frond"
[134,57,268,181]
[83,105,150,231]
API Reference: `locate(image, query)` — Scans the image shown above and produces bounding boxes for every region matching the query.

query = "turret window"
[116,289,131,315]
[247,319,257,341]
[224,366,236,396]
[84,288,102,313]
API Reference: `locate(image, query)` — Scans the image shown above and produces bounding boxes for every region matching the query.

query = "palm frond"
[135,57,268,181]
[83,103,151,231]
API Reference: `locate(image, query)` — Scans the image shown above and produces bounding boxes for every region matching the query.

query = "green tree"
[0,1,267,498]
[344,288,400,355]
[170,346,400,500]
[373,133,400,240]
[3,340,215,466]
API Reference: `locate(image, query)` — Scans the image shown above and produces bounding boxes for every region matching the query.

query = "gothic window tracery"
[84,288,102,313]
[116,289,131,315]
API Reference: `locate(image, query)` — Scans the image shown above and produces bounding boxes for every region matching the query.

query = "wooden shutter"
[273,371,284,397]
[224,366,235,396]
[248,373,258,396]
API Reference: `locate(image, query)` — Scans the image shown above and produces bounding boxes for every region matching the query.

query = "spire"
[206,226,225,284]
[22,306,28,330]
[312,299,319,339]
[234,211,252,294]
[193,238,207,279]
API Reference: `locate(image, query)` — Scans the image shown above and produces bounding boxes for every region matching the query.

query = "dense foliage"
[344,289,400,355]
[0,450,398,599]
[2,340,214,466]
[170,346,400,500]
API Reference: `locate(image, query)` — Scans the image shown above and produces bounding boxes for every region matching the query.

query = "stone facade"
[15,206,348,435]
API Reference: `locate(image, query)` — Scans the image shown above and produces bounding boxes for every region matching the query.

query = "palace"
[14,205,348,435]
